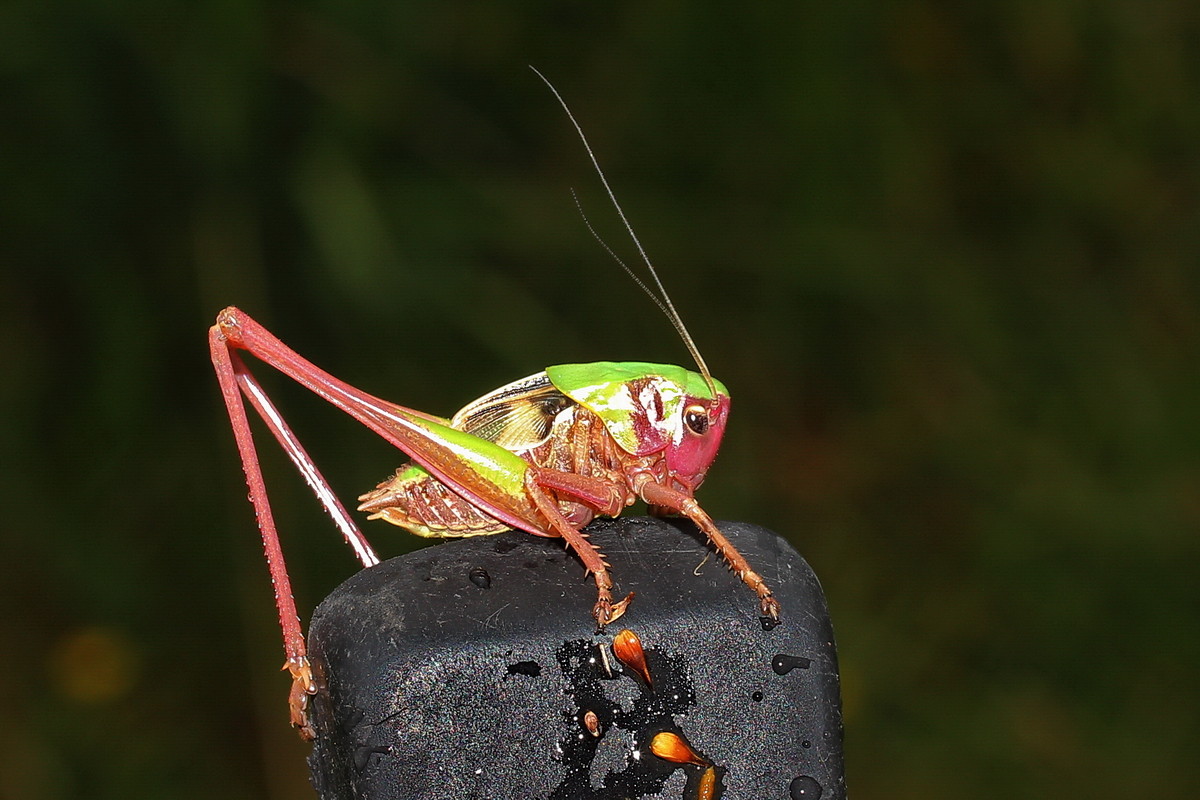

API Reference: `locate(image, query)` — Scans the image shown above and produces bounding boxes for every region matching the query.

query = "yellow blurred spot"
[49,627,138,704]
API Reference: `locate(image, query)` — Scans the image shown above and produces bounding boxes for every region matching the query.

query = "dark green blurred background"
[3,1,1198,798]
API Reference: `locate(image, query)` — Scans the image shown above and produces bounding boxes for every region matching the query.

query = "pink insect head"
[665,391,731,491]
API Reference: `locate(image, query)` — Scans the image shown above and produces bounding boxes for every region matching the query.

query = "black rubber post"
[306,517,845,800]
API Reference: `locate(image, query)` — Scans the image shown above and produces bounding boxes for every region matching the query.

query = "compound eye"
[684,404,710,435]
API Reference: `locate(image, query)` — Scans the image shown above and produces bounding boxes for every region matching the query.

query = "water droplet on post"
[468,567,491,589]
[506,660,541,677]
[771,654,811,675]
[353,745,389,772]
[789,775,822,798]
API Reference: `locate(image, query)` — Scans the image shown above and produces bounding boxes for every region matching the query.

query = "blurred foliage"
[2,1,1199,798]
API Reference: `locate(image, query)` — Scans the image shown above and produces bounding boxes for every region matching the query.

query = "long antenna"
[530,66,718,399]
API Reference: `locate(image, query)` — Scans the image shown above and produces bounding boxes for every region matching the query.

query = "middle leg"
[522,468,633,628]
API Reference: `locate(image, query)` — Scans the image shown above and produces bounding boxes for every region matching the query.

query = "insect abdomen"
[358,465,511,538]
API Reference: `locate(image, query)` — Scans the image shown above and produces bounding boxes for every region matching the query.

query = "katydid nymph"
[209,75,779,739]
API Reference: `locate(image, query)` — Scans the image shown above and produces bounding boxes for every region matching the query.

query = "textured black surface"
[306,517,844,800]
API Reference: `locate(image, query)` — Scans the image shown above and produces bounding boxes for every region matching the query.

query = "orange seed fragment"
[612,628,652,686]
[649,730,709,767]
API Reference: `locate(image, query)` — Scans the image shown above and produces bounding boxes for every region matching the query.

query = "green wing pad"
[545,362,728,457]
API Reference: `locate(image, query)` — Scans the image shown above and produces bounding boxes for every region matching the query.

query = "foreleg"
[638,481,780,619]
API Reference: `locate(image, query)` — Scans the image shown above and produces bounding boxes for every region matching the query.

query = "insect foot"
[593,592,635,630]
[762,595,782,620]
[285,656,317,741]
